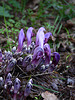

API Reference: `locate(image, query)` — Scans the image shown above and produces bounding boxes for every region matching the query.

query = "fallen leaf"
[41,91,58,100]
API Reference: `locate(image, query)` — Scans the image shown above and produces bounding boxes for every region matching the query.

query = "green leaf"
[8,0,21,9]
[33,84,59,93]
[20,19,27,25]
[8,30,12,33]
[7,22,13,27]
[0,28,5,34]
[34,97,38,100]
[0,6,13,17]
[15,22,21,28]
[15,29,19,32]
[8,19,15,23]
[4,4,12,10]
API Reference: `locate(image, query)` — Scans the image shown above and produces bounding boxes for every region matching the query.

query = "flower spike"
[13,78,21,100]
[32,46,44,66]
[24,79,33,97]
[5,73,12,84]
[17,29,25,52]
[52,52,60,67]
[0,77,4,87]
[26,27,34,47]
[6,58,17,73]
[44,43,51,64]
[0,49,2,63]
[36,27,45,49]
[14,78,21,94]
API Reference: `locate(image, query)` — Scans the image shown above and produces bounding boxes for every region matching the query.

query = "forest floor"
[0,0,75,100]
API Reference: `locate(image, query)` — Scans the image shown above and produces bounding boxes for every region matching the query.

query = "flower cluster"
[16,27,60,71]
[0,27,60,99]
[0,73,33,100]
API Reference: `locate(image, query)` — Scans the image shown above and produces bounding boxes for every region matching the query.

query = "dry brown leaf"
[67,18,75,26]
[41,91,58,100]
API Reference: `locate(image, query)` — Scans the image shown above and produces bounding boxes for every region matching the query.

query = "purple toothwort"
[5,73,12,84]
[24,79,33,98]
[36,27,45,49]
[17,29,25,52]
[6,58,17,73]
[23,54,32,67]
[44,32,52,43]
[4,73,12,91]
[44,43,51,64]
[13,78,21,100]
[52,52,60,67]
[0,49,2,63]
[26,27,34,47]
[32,46,44,66]
[0,77,4,88]
[48,52,60,72]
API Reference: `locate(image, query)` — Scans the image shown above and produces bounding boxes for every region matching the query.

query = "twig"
[19,72,53,78]
[16,65,27,75]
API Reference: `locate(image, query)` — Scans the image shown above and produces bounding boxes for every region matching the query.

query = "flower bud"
[14,78,21,94]
[17,29,25,52]
[5,73,12,84]
[6,58,17,72]
[0,77,4,88]
[36,27,45,49]
[23,54,32,67]
[44,32,52,43]
[26,27,34,47]
[32,46,44,66]
[52,52,60,67]
[24,79,33,97]
[44,43,51,64]
[12,46,16,53]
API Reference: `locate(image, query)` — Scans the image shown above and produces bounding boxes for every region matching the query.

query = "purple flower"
[0,77,4,87]
[0,49,2,62]
[23,54,32,67]
[52,52,60,67]
[24,79,33,97]
[17,29,25,52]
[13,78,21,100]
[5,73,12,84]
[44,43,51,64]
[14,78,21,94]
[26,27,34,47]
[7,81,12,90]
[12,46,16,53]
[36,27,45,49]
[44,32,52,43]
[4,73,12,90]
[6,58,17,73]
[32,46,44,66]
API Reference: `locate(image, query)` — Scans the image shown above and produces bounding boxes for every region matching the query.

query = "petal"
[36,27,45,49]
[52,52,60,66]
[17,29,25,52]
[44,43,51,64]
[26,27,34,46]
[32,46,43,65]
[44,32,52,43]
